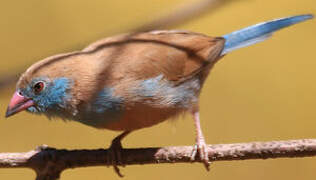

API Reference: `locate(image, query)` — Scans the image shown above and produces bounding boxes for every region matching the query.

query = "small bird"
[5,14,313,176]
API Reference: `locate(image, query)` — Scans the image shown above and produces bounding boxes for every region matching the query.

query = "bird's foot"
[107,138,125,177]
[190,139,210,171]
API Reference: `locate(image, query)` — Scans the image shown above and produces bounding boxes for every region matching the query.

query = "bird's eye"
[33,81,45,94]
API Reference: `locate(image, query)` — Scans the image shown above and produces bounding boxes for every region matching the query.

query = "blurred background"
[0,0,315,179]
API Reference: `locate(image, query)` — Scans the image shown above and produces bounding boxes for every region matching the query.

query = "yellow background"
[0,0,315,179]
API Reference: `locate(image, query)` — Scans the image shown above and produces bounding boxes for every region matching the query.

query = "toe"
[190,144,198,161]
[200,145,210,171]
[107,142,125,177]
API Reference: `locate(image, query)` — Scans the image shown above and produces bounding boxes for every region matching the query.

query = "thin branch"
[0,139,316,180]
[0,0,231,90]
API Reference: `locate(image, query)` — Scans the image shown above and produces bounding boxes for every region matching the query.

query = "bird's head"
[5,54,76,118]
[5,75,72,117]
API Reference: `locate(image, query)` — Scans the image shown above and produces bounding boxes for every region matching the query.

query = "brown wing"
[84,30,225,85]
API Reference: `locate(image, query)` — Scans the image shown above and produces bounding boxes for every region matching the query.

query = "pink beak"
[5,91,35,118]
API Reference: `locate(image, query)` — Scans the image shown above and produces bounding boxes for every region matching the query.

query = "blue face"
[19,77,72,114]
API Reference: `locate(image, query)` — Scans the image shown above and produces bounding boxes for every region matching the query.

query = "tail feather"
[221,14,314,55]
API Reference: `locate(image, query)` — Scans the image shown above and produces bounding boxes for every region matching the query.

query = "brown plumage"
[18,30,224,130]
[82,31,225,130]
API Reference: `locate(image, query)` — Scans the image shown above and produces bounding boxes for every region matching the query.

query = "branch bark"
[1,139,316,180]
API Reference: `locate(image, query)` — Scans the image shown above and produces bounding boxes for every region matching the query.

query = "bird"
[5,14,313,176]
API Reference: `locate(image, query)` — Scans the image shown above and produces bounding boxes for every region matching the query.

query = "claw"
[191,140,210,171]
[107,140,123,177]
[107,138,125,177]
[191,144,198,161]
[107,131,131,177]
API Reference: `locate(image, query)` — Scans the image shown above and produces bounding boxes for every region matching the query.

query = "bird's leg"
[190,110,210,171]
[107,130,131,177]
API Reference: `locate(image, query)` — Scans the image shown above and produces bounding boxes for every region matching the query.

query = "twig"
[0,139,316,180]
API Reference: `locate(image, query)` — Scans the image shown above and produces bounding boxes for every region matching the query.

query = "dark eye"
[33,81,45,94]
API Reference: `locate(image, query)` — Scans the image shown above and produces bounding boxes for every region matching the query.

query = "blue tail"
[221,14,313,55]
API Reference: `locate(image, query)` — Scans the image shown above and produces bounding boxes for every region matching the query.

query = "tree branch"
[1,139,316,180]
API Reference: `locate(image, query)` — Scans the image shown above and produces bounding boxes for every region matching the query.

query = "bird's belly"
[75,100,186,131]
[75,75,200,131]
[96,105,184,131]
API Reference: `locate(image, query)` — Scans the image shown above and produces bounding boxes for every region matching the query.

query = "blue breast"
[78,87,124,128]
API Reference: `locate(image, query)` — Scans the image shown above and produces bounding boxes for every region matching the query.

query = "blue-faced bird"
[5,14,313,175]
